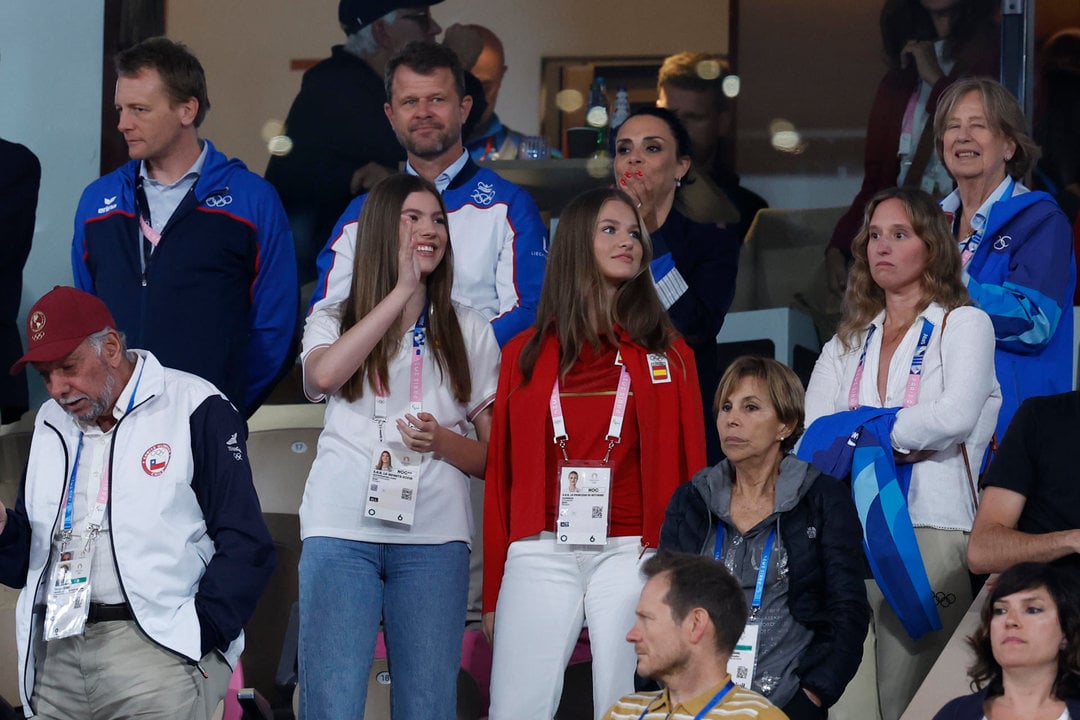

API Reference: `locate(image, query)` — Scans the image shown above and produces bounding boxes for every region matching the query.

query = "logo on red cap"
[29,311,46,341]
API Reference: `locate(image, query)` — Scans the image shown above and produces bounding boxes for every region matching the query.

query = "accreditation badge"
[726,621,761,689]
[365,445,420,526]
[44,542,94,640]
[555,462,611,545]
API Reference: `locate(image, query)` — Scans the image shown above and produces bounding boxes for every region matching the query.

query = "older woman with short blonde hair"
[935,77,1075,438]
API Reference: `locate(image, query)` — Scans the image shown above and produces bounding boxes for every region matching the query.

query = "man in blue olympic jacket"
[309,41,547,347]
[72,37,298,418]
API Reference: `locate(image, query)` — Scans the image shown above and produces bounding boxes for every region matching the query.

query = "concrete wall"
[1,1,105,408]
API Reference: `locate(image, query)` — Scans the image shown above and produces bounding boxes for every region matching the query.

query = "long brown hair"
[837,187,969,351]
[519,188,675,380]
[339,174,471,403]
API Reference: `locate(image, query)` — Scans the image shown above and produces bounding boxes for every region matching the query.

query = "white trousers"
[487,533,651,720]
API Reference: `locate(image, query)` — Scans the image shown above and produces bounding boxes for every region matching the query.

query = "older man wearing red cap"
[0,286,274,720]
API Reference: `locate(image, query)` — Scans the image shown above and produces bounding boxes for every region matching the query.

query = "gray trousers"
[31,619,232,720]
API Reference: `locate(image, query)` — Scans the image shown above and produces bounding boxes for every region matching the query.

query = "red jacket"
[483,327,707,612]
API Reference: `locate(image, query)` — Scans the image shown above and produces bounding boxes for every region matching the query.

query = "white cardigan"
[805,303,1001,531]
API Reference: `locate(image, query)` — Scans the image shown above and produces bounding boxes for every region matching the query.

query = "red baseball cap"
[9,286,116,376]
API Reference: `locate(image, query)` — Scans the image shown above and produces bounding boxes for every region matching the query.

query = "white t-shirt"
[299,302,500,545]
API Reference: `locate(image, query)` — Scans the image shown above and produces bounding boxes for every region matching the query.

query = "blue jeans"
[298,537,469,720]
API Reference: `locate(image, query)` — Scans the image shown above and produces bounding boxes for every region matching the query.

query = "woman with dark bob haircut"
[933,562,1080,719]
[662,356,870,719]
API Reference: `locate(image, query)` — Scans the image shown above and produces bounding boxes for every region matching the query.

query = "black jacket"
[659,457,870,707]
[933,688,1080,719]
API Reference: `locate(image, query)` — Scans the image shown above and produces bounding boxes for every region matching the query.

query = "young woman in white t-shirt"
[297,173,500,720]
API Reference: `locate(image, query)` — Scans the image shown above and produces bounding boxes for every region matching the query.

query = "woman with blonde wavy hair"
[805,186,1001,720]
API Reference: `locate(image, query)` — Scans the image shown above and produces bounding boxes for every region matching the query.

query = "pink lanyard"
[138,215,162,248]
[372,310,427,442]
[549,363,632,465]
[899,88,920,153]
[848,318,934,410]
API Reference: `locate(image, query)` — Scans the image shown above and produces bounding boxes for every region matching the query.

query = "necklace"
[883,317,914,346]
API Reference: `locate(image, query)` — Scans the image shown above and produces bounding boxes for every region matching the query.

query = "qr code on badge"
[370,484,379,492]
[591,506,603,519]
[736,666,748,680]
[401,488,413,501]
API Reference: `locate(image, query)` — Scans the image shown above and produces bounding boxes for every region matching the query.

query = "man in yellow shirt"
[602,552,789,720]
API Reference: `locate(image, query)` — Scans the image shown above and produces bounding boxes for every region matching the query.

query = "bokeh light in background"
[769,119,806,154]
[721,75,740,98]
[695,59,722,80]
[555,89,584,114]
[585,157,611,178]
[262,119,293,156]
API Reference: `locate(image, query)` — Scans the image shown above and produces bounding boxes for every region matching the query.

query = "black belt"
[33,602,132,623]
[86,602,133,624]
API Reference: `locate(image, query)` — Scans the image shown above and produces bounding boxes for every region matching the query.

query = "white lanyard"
[60,361,145,549]
[549,363,631,464]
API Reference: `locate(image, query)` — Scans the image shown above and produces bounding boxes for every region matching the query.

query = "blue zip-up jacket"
[946,188,1075,438]
[309,160,547,346]
[71,140,299,417]
[0,352,275,713]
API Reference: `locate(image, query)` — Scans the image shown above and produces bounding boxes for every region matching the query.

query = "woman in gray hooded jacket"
[660,356,870,719]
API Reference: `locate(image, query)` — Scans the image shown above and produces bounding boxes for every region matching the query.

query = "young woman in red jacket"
[482,187,708,720]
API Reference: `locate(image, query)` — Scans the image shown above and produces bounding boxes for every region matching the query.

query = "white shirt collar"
[405,149,469,193]
[139,140,208,189]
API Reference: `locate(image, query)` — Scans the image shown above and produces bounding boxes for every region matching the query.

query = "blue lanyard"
[412,305,428,351]
[61,436,84,534]
[637,680,735,720]
[713,525,778,615]
[59,360,145,536]
[849,317,934,410]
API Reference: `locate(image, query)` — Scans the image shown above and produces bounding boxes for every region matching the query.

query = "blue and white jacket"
[71,140,299,416]
[309,159,548,346]
[942,183,1076,438]
[0,352,275,713]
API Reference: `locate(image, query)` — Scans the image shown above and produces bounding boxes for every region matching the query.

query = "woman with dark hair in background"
[827,0,999,294]
[1035,28,1080,304]
[614,106,741,462]
[483,187,706,720]
[934,562,1080,719]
